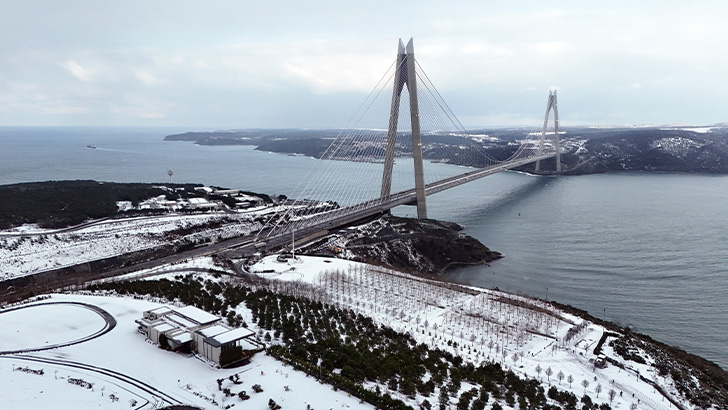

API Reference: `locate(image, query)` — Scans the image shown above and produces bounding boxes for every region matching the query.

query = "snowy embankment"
[0,212,262,281]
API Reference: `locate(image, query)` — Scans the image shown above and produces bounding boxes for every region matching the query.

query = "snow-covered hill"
[3,255,713,409]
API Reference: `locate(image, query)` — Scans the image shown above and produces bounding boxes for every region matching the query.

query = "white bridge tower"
[536,90,562,172]
[380,38,427,219]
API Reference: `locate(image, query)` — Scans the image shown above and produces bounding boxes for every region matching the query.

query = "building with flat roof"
[136,305,261,367]
[186,197,218,209]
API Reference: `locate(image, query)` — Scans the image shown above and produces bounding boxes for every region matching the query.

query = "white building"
[233,194,265,209]
[186,197,218,209]
[136,305,260,367]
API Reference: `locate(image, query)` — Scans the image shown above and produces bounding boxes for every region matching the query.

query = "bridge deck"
[260,152,556,252]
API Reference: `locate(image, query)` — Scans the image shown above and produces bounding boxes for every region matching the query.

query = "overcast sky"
[1,1,726,128]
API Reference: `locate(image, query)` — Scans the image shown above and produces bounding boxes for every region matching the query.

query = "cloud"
[62,59,119,83]
[63,60,92,81]
[133,69,165,87]
[1,1,727,127]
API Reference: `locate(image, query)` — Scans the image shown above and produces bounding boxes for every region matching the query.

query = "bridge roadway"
[0,153,555,303]
[254,152,556,254]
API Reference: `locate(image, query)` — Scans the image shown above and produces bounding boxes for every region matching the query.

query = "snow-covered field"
[250,255,691,410]
[0,293,369,410]
[0,255,698,409]
[0,213,262,280]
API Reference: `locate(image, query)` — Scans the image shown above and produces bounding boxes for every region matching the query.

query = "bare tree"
[557,370,564,385]
[595,383,602,398]
[535,364,542,380]
[545,366,553,382]
[567,374,574,388]
[581,379,590,394]
[608,388,616,404]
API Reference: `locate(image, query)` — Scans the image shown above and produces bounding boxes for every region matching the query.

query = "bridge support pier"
[381,38,427,219]
[536,90,561,173]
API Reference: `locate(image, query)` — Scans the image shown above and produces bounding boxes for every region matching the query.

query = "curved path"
[0,300,183,409]
[1,354,181,409]
[0,301,117,355]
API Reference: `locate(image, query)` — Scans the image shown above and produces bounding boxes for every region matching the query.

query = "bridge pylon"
[535,90,562,173]
[381,38,427,219]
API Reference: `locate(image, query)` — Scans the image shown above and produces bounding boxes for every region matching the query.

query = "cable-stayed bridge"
[255,38,561,251]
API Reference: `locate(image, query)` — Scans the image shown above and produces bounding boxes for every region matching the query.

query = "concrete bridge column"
[381,37,427,219]
[536,90,561,173]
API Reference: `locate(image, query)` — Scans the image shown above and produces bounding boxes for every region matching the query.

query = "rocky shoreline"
[299,214,502,275]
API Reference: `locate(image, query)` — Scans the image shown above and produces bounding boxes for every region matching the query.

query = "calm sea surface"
[1,127,726,369]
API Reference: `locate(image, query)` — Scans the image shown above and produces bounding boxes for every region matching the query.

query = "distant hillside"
[517,127,728,175]
[165,126,728,175]
[0,181,271,230]
[0,181,174,229]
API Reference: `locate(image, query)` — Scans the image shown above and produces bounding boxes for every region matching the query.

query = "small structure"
[200,327,258,365]
[234,194,264,207]
[213,188,241,196]
[194,186,214,194]
[594,354,608,369]
[186,197,218,210]
[139,195,179,210]
[136,305,260,367]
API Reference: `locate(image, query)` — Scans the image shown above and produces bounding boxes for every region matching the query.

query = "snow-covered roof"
[151,322,175,333]
[147,306,173,316]
[174,306,219,326]
[135,318,155,327]
[235,194,261,201]
[196,324,230,338]
[205,327,255,348]
[167,330,193,344]
[239,338,259,351]
[166,313,198,329]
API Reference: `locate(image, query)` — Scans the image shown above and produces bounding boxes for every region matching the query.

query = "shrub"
[219,346,245,367]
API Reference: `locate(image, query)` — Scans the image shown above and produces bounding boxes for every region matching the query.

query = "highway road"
[1,153,554,304]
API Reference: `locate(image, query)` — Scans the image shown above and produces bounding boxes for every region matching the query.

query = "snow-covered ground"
[0,255,697,409]
[660,127,715,134]
[0,293,370,410]
[650,137,704,159]
[248,255,691,410]
[0,213,263,281]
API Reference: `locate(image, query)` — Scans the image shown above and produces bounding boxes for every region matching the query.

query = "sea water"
[1,126,726,369]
